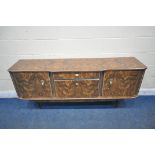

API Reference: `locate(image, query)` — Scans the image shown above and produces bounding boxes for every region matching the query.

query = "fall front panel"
[54,79,99,98]
[54,80,75,98]
[75,80,99,98]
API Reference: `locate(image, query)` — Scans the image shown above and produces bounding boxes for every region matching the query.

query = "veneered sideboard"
[8,57,147,101]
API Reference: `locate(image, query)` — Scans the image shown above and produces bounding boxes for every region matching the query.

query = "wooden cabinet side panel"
[134,70,145,94]
[12,72,52,98]
[9,72,21,97]
[102,70,144,97]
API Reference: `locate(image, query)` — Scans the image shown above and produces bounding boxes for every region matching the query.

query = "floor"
[0,96,155,129]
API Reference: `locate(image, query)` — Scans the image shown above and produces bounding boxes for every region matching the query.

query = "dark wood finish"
[102,70,145,97]
[53,72,99,79]
[10,72,52,98]
[54,80,99,98]
[75,80,99,98]
[54,80,75,98]
[8,57,147,101]
[19,96,138,101]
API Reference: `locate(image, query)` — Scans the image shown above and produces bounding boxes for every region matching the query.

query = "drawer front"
[53,72,99,79]
[102,70,144,97]
[12,72,52,98]
[54,80,99,98]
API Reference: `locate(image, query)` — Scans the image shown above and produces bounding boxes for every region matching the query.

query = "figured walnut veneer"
[54,80,99,98]
[103,70,145,97]
[8,57,147,101]
[53,72,99,79]
[11,72,52,98]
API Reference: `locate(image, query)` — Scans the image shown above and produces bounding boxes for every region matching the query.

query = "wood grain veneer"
[8,57,146,72]
[8,57,147,101]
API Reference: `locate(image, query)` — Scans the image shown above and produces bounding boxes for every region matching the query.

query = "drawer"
[53,72,99,79]
[54,79,99,98]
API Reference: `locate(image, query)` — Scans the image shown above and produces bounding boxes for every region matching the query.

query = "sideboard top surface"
[8,57,147,72]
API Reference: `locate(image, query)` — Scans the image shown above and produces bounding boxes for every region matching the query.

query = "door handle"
[109,78,113,85]
[40,80,45,86]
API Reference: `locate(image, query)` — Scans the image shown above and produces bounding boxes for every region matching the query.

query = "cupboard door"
[75,80,99,98]
[54,80,75,98]
[12,72,52,98]
[103,70,144,97]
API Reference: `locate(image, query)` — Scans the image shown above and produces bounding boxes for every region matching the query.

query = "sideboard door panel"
[54,80,75,98]
[13,72,52,98]
[103,70,144,97]
[75,80,99,98]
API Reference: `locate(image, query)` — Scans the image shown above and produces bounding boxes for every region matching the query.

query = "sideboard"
[8,57,147,101]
